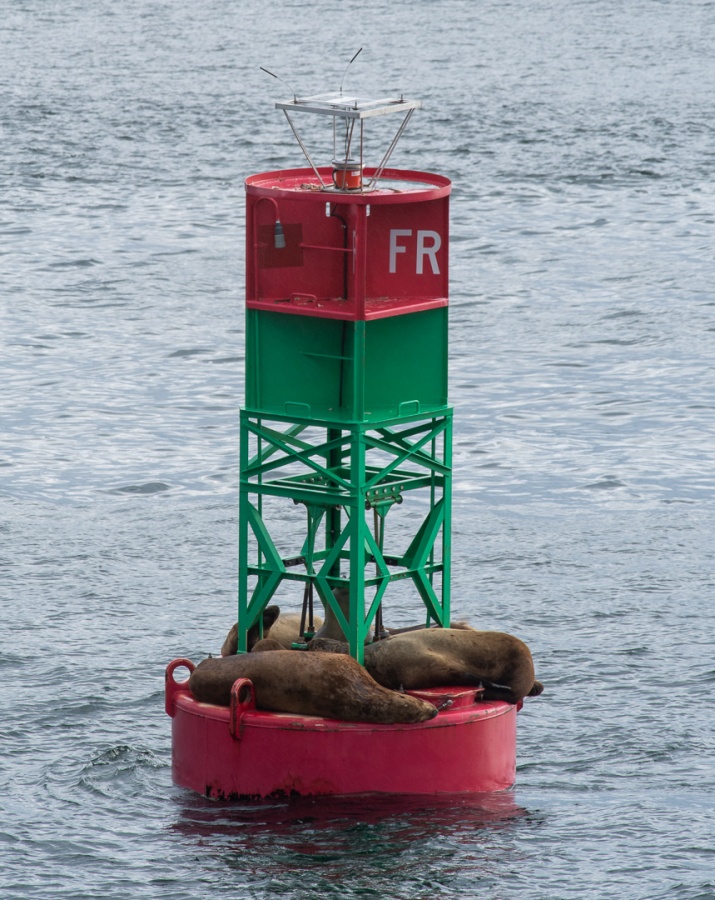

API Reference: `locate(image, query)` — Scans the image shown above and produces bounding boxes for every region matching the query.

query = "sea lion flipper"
[476,677,519,704]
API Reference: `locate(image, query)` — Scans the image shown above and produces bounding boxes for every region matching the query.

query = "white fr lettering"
[416,230,441,275]
[388,229,442,275]
[389,229,412,274]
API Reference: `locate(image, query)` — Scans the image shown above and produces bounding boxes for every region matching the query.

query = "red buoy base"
[166,659,518,800]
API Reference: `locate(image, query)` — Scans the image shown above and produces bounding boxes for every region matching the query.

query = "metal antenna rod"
[260,66,298,102]
[366,108,416,189]
[282,110,327,187]
[339,47,363,95]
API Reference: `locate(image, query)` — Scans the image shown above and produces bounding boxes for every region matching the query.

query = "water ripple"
[2,0,715,898]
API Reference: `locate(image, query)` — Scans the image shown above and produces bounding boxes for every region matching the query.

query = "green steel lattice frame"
[237,408,452,662]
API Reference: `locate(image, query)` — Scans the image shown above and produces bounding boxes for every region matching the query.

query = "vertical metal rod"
[366,109,415,188]
[238,411,250,653]
[299,581,308,638]
[349,425,367,664]
[429,429,436,587]
[442,414,453,626]
[257,423,264,576]
[373,506,385,639]
[359,120,365,191]
[343,118,357,162]
[300,572,316,637]
[327,427,343,581]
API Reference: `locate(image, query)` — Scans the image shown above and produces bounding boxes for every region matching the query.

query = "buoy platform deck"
[166,659,518,800]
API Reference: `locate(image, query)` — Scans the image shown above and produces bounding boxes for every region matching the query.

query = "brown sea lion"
[312,587,373,643]
[310,628,543,704]
[221,607,323,656]
[311,587,350,642]
[221,605,280,656]
[250,638,284,652]
[188,650,438,724]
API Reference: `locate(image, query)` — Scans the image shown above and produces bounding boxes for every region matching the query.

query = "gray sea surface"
[2,1,714,898]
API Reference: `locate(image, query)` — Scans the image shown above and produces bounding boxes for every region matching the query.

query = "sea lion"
[250,638,284,652]
[311,587,350,642]
[221,607,323,656]
[188,650,438,724]
[221,605,280,656]
[312,587,372,643]
[310,628,543,704]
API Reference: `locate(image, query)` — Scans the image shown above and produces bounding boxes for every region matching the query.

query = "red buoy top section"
[245,167,451,321]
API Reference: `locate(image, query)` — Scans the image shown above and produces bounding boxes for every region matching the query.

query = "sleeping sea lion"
[250,638,284,652]
[310,628,543,705]
[221,607,323,656]
[188,650,438,725]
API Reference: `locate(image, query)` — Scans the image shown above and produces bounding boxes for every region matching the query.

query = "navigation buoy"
[167,89,526,799]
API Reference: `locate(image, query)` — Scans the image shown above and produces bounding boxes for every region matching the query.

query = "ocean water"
[2,1,715,897]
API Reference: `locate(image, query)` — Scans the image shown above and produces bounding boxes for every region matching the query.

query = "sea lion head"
[220,605,281,656]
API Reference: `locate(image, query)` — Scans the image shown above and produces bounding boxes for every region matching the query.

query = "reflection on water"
[174,790,526,838]
[172,792,532,896]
